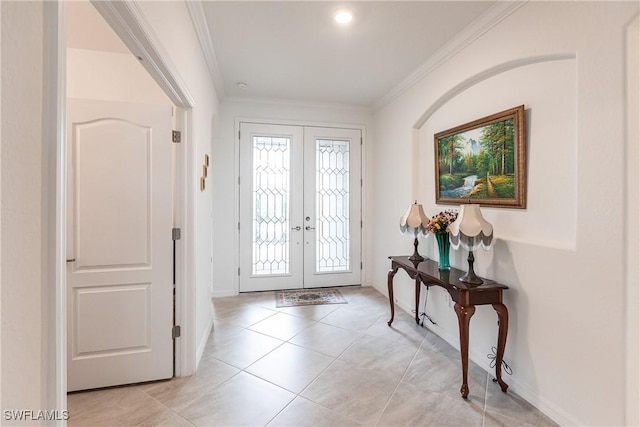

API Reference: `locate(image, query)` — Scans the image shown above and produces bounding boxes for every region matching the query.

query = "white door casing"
[239,122,361,292]
[66,99,173,391]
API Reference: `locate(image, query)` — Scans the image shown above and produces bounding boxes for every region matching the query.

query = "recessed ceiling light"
[334,10,353,25]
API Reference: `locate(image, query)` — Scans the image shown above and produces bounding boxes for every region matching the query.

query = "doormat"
[275,289,348,308]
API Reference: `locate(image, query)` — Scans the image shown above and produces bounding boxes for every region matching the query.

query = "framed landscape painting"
[434,105,526,209]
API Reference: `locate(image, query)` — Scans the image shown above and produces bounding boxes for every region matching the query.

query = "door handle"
[66,258,76,263]
[291,226,301,231]
[305,226,315,231]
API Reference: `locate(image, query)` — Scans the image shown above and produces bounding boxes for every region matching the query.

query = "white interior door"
[66,99,174,391]
[239,122,361,292]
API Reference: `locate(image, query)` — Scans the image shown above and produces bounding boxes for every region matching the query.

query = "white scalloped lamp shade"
[399,202,429,237]
[449,204,493,251]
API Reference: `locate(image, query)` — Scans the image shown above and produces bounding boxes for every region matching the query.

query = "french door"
[239,122,362,292]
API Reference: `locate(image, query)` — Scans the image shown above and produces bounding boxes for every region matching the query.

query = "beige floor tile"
[175,372,295,426]
[67,386,174,427]
[484,385,559,426]
[268,397,363,427]
[246,342,334,393]
[301,359,399,426]
[240,290,282,310]
[421,329,462,360]
[142,358,240,410]
[278,303,341,321]
[344,294,391,317]
[339,334,419,380]
[136,410,195,426]
[209,328,284,369]
[249,312,315,341]
[319,306,383,332]
[67,388,113,419]
[402,348,488,404]
[377,381,483,427]
[364,316,427,349]
[289,322,361,357]
[213,303,279,328]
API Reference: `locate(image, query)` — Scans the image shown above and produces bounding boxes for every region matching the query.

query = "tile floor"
[67,286,558,426]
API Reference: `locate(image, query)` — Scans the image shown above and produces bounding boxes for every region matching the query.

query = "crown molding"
[185,1,226,101]
[223,95,373,115]
[373,1,527,112]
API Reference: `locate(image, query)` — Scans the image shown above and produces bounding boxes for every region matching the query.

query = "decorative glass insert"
[252,136,290,275]
[316,139,350,272]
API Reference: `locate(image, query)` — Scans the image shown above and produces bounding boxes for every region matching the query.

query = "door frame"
[44,1,197,416]
[234,118,367,294]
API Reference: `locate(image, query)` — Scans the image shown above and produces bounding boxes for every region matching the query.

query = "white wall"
[625,14,640,427]
[66,48,169,104]
[214,98,374,296]
[371,2,639,426]
[0,0,4,416]
[137,0,219,365]
[1,0,45,415]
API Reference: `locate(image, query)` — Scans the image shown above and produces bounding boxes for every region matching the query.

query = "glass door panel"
[239,123,303,291]
[304,127,361,288]
[316,139,351,273]
[252,136,290,276]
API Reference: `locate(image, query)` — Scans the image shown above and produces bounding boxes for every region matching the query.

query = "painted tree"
[438,134,465,175]
[479,119,514,176]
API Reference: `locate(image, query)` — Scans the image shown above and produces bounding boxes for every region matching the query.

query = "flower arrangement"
[426,209,458,235]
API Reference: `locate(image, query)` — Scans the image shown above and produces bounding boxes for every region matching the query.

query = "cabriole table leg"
[492,302,509,392]
[387,267,399,326]
[454,302,476,399]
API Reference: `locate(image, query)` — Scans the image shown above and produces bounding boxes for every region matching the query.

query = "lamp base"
[408,237,425,262]
[459,250,484,285]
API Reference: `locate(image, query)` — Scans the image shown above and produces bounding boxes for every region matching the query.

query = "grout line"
[372,330,429,426]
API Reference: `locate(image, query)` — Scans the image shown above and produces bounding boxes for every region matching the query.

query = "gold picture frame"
[434,105,526,209]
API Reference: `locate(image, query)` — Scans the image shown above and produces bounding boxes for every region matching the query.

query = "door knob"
[305,226,315,231]
[291,226,301,231]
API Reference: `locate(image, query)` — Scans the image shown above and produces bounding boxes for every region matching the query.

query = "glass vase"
[435,233,450,271]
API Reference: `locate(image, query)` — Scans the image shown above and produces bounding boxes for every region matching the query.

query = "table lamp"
[449,204,493,284]
[399,201,429,262]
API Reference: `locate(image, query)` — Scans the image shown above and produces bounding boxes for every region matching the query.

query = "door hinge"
[172,130,181,143]
[238,129,241,139]
[360,261,363,270]
[238,267,240,276]
[238,222,240,231]
[172,325,181,339]
[360,220,363,228]
[172,228,181,240]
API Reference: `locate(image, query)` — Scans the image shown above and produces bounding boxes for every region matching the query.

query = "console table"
[387,255,509,399]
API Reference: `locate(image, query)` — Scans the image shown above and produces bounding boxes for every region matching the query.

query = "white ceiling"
[200,1,496,107]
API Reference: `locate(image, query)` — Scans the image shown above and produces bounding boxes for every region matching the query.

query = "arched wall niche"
[414,54,578,252]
